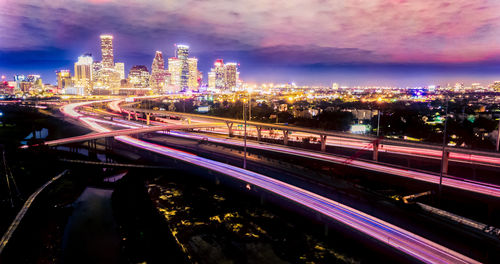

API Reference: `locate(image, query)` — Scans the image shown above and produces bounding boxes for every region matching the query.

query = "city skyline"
[1,0,500,86]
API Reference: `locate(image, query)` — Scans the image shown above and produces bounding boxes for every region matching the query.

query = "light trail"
[102,117,500,198]
[70,102,480,264]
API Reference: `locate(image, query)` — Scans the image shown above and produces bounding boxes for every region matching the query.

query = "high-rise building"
[214,59,225,90]
[74,54,93,94]
[56,70,72,89]
[224,62,238,90]
[187,57,199,90]
[150,51,170,93]
[100,34,114,68]
[114,62,125,80]
[208,71,216,91]
[128,65,150,88]
[168,57,182,90]
[176,44,189,90]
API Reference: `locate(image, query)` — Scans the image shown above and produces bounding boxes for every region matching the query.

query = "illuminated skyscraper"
[100,34,114,68]
[128,65,150,88]
[56,70,72,89]
[187,57,199,90]
[168,57,182,90]
[74,54,93,94]
[176,44,189,90]
[214,59,225,90]
[150,51,170,93]
[114,62,125,79]
[208,71,215,91]
[224,62,238,90]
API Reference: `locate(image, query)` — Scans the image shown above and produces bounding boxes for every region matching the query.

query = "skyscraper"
[128,65,150,88]
[187,57,199,90]
[74,54,93,94]
[224,62,238,90]
[114,62,125,80]
[176,44,189,90]
[150,51,169,93]
[56,70,72,89]
[100,34,114,68]
[168,57,182,91]
[214,59,225,90]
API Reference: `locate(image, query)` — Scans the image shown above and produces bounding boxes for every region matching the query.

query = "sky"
[1,0,500,86]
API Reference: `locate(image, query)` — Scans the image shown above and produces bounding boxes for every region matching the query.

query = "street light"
[438,98,449,203]
[243,98,247,169]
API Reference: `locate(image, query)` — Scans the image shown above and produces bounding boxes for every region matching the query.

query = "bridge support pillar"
[128,112,131,121]
[257,126,262,142]
[134,112,138,121]
[442,150,450,174]
[283,130,289,145]
[146,113,150,125]
[320,134,327,152]
[226,122,234,137]
[373,141,379,161]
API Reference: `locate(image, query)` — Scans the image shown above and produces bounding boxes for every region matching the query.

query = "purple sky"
[1,0,500,86]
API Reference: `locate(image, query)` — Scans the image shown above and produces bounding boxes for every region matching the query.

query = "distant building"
[208,71,216,91]
[176,44,189,91]
[491,81,500,92]
[114,62,125,80]
[74,54,93,95]
[168,57,182,92]
[208,59,239,91]
[187,57,200,90]
[150,51,170,94]
[128,65,150,88]
[100,34,114,68]
[56,70,72,89]
[224,62,238,90]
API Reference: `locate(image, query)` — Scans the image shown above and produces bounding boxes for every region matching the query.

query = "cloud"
[1,0,500,65]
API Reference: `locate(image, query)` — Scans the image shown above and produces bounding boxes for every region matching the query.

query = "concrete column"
[134,112,138,120]
[128,112,131,120]
[283,130,289,145]
[257,126,262,142]
[226,122,234,137]
[146,113,150,125]
[373,140,379,161]
[320,134,327,152]
[442,150,450,174]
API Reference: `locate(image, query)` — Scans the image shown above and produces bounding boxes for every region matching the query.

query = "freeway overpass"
[123,105,500,172]
[58,99,482,264]
[22,121,224,147]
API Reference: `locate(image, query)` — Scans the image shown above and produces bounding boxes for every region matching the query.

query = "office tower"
[187,57,199,90]
[56,70,72,89]
[168,57,182,89]
[114,62,125,79]
[128,65,150,88]
[100,34,114,68]
[74,54,93,94]
[13,74,25,91]
[224,62,238,90]
[208,71,215,91]
[214,59,225,90]
[176,44,189,90]
[150,51,170,93]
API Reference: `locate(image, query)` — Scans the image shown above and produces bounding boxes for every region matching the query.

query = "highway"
[123,106,500,167]
[55,99,484,263]
[100,117,500,198]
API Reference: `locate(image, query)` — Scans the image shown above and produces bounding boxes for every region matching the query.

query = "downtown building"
[91,34,124,94]
[167,45,200,92]
[149,51,170,94]
[73,54,93,95]
[208,59,240,92]
[128,65,150,88]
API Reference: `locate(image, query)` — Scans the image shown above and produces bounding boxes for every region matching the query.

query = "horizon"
[1,0,500,86]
